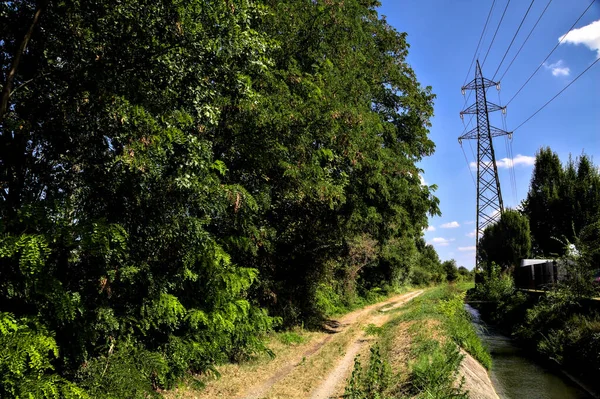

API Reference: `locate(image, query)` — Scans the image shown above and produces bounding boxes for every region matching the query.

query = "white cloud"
[487,209,501,220]
[543,60,570,77]
[426,226,436,232]
[440,221,460,229]
[470,154,535,170]
[419,174,427,186]
[559,19,600,58]
[458,246,476,252]
[430,237,455,247]
[466,229,476,238]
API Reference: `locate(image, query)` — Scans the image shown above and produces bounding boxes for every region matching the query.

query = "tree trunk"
[0,1,46,123]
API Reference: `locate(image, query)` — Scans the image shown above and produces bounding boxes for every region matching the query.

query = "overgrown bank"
[344,283,495,399]
[470,268,600,394]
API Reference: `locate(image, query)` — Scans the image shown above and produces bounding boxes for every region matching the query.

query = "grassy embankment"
[344,282,491,399]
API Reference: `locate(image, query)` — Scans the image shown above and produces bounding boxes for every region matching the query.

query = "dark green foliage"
[522,147,564,256]
[442,259,459,282]
[478,209,531,271]
[457,266,472,280]
[523,148,600,257]
[411,240,445,285]
[1,0,440,394]
[475,148,600,389]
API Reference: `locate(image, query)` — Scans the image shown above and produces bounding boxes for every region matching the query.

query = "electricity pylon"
[459,60,511,271]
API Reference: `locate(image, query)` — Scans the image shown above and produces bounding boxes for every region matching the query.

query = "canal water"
[465,304,593,399]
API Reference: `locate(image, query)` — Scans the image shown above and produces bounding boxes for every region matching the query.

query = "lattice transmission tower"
[459,60,511,271]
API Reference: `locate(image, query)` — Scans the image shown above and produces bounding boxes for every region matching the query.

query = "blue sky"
[378,0,600,269]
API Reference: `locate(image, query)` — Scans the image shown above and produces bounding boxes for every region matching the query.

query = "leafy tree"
[522,148,563,256]
[442,259,459,282]
[523,148,600,257]
[412,239,444,285]
[212,0,440,322]
[0,0,440,394]
[457,266,472,280]
[479,209,531,271]
[1,0,276,395]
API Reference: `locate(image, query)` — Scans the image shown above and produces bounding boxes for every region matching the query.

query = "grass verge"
[344,283,491,398]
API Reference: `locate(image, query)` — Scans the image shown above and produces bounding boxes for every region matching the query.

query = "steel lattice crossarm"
[460,101,506,116]
[459,126,512,142]
[458,60,512,271]
[461,76,498,91]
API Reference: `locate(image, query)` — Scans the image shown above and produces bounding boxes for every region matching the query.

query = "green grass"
[276,331,306,345]
[363,323,384,336]
[391,284,491,369]
[407,330,468,399]
[344,283,492,398]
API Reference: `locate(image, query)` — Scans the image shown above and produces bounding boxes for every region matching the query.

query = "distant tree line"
[0,1,442,397]
[479,147,600,274]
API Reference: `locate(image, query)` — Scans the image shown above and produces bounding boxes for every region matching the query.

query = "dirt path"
[241,289,423,399]
[307,290,423,399]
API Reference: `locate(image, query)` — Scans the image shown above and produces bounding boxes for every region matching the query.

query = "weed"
[408,338,467,399]
[277,331,305,345]
[344,345,391,399]
[364,324,384,336]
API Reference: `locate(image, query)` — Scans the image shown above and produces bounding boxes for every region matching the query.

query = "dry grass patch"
[265,322,363,398]
[163,329,324,399]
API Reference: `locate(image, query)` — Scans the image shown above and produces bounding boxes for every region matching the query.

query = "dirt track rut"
[241,290,423,399]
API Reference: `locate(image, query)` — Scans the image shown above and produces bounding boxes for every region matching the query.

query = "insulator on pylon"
[458,138,463,145]
[508,133,513,140]
[502,107,507,115]
[460,113,464,120]
[461,88,465,95]
[496,82,501,91]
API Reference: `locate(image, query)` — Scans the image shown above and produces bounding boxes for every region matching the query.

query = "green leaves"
[0,234,50,276]
[1,0,441,395]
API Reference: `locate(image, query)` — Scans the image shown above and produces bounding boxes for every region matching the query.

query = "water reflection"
[465,304,592,399]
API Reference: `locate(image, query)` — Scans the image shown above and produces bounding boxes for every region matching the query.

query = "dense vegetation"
[0,1,442,396]
[479,147,600,272]
[474,148,600,389]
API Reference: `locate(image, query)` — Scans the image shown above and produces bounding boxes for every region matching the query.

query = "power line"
[498,0,554,83]
[463,0,498,86]
[461,0,498,116]
[513,57,600,132]
[491,0,536,81]
[506,0,595,106]
[497,90,517,204]
[460,143,477,187]
[481,0,512,69]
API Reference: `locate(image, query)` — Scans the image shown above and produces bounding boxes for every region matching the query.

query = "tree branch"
[0,1,47,123]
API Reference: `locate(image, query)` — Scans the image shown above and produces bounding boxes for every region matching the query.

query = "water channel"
[465,304,594,399]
